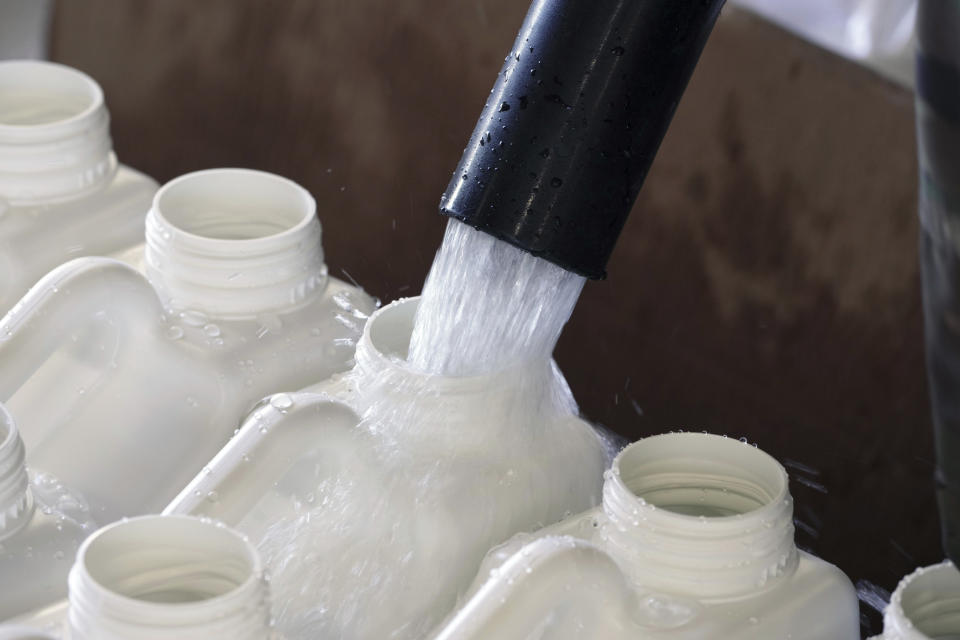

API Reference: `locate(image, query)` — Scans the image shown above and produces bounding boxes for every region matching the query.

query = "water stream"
[408,219,585,376]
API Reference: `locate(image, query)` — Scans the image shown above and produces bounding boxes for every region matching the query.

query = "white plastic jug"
[431,432,860,640]
[164,296,608,639]
[0,168,376,524]
[0,60,157,315]
[0,403,94,622]
[2,514,274,639]
[869,561,960,639]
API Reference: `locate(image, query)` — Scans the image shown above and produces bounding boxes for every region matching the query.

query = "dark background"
[48,2,938,635]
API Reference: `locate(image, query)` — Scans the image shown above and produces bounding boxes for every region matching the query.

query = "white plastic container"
[0,403,94,622]
[869,561,960,639]
[0,168,375,524]
[0,626,55,640]
[431,432,860,640]
[0,60,157,315]
[3,514,274,639]
[164,296,608,639]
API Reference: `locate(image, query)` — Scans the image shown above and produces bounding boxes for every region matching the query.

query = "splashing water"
[408,219,585,375]
[855,579,891,615]
[250,219,608,639]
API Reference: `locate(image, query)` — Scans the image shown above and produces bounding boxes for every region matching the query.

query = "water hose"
[439,0,725,279]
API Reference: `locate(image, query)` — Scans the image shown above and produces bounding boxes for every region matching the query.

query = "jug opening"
[80,516,255,603]
[69,516,272,639]
[614,433,787,520]
[155,169,315,242]
[145,169,326,318]
[0,61,101,127]
[367,296,417,360]
[891,562,960,639]
[601,433,798,599]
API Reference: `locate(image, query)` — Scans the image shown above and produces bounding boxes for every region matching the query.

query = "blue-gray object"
[917,0,960,564]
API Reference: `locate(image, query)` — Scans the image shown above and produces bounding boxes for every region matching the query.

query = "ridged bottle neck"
[880,562,960,640]
[0,61,116,206]
[67,515,272,640]
[0,403,32,541]
[598,433,798,601]
[144,168,327,320]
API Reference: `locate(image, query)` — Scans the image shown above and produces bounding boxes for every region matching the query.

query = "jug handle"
[0,257,164,398]
[431,536,637,640]
[164,392,361,521]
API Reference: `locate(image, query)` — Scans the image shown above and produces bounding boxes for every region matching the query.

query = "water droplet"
[499,101,510,112]
[179,310,208,327]
[270,394,294,410]
[206,491,219,503]
[203,324,221,337]
[550,177,563,188]
[611,46,625,56]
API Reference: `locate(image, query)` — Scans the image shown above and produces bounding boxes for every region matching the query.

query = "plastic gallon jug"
[869,561,960,639]
[164,296,608,640]
[0,168,376,524]
[430,432,860,640]
[0,403,94,622]
[0,60,157,315]
[2,514,275,639]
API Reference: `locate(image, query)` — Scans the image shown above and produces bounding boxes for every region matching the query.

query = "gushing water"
[247,220,608,639]
[408,219,585,375]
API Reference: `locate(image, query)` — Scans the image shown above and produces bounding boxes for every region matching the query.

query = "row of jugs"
[0,59,953,639]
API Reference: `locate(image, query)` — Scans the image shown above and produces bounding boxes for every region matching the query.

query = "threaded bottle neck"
[880,561,960,640]
[598,433,798,600]
[0,403,32,541]
[67,515,272,640]
[0,61,116,206]
[144,168,327,319]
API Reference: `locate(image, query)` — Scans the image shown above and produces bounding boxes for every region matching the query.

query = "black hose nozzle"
[440,0,725,278]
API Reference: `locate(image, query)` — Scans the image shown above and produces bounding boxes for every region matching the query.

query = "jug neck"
[0,403,32,541]
[144,168,327,320]
[67,515,272,640]
[353,297,578,422]
[599,433,798,601]
[0,61,116,206]
[879,562,960,640]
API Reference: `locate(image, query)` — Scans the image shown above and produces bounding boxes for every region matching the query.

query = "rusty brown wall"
[50,2,938,634]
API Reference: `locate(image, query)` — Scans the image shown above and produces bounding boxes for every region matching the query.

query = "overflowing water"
[230,220,609,639]
[408,219,585,375]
